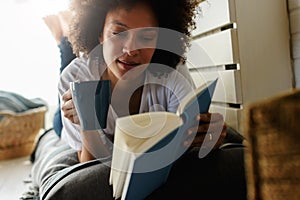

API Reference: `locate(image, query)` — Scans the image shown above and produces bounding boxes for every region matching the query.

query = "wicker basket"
[0,106,47,160]
[244,89,300,200]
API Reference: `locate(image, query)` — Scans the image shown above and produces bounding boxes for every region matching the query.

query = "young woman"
[26,0,246,199]
[59,0,227,163]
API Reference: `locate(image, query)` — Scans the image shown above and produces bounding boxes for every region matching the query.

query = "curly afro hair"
[68,0,201,69]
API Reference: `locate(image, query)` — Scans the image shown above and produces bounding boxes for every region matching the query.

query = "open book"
[110,78,218,200]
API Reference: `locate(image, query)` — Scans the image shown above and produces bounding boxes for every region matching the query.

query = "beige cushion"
[244,89,300,200]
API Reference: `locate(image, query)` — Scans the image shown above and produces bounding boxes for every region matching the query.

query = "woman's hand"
[61,89,79,124]
[184,113,227,149]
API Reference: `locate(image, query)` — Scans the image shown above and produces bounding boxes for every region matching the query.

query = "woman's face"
[100,3,159,81]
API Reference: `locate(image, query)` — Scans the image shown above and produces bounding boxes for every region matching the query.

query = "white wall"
[0,0,68,107]
[288,0,300,88]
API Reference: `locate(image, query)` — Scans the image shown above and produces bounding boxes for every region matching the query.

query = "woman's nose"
[122,35,140,56]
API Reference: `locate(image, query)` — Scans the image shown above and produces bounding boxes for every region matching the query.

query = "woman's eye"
[113,31,127,37]
[139,34,157,43]
[141,36,155,41]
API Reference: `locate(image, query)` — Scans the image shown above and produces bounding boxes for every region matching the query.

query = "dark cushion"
[42,148,246,200]
[34,128,246,200]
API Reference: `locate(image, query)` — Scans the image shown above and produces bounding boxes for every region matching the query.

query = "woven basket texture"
[244,89,300,200]
[0,106,47,160]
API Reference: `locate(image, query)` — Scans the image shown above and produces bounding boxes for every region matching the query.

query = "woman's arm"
[61,89,94,162]
[77,145,95,163]
[61,89,112,162]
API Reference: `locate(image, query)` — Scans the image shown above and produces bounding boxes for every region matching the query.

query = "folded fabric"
[0,90,47,113]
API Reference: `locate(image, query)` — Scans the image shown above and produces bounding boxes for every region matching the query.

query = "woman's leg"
[29,129,114,200]
[43,160,114,200]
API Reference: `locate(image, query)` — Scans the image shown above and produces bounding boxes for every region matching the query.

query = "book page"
[120,154,136,200]
[110,149,133,199]
[115,112,182,153]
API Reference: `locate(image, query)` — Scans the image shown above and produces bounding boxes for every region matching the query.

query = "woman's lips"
[117,60,139,70]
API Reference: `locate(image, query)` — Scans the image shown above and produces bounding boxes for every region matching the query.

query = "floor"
[0,107,55,200]
[0,156,32,200]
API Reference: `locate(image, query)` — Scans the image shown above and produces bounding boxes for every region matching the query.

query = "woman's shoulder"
[58,57,89,94]
[144,62,195,93]
[61,57,88,79]
[60,55,104,81]
[167,63,195,88]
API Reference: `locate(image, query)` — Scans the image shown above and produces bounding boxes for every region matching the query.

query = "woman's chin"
[119,64,148,81]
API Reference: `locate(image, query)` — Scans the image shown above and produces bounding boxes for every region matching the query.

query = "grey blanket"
[0,90,47,113]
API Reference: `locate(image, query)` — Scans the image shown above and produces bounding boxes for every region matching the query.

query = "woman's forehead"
[106,3,159,29]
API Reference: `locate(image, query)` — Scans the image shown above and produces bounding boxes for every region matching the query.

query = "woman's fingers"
[184,126,226,148]
[196,112,224,123]
[61,89,80,124]
[184,113,227,149]
[62,89,72,103]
